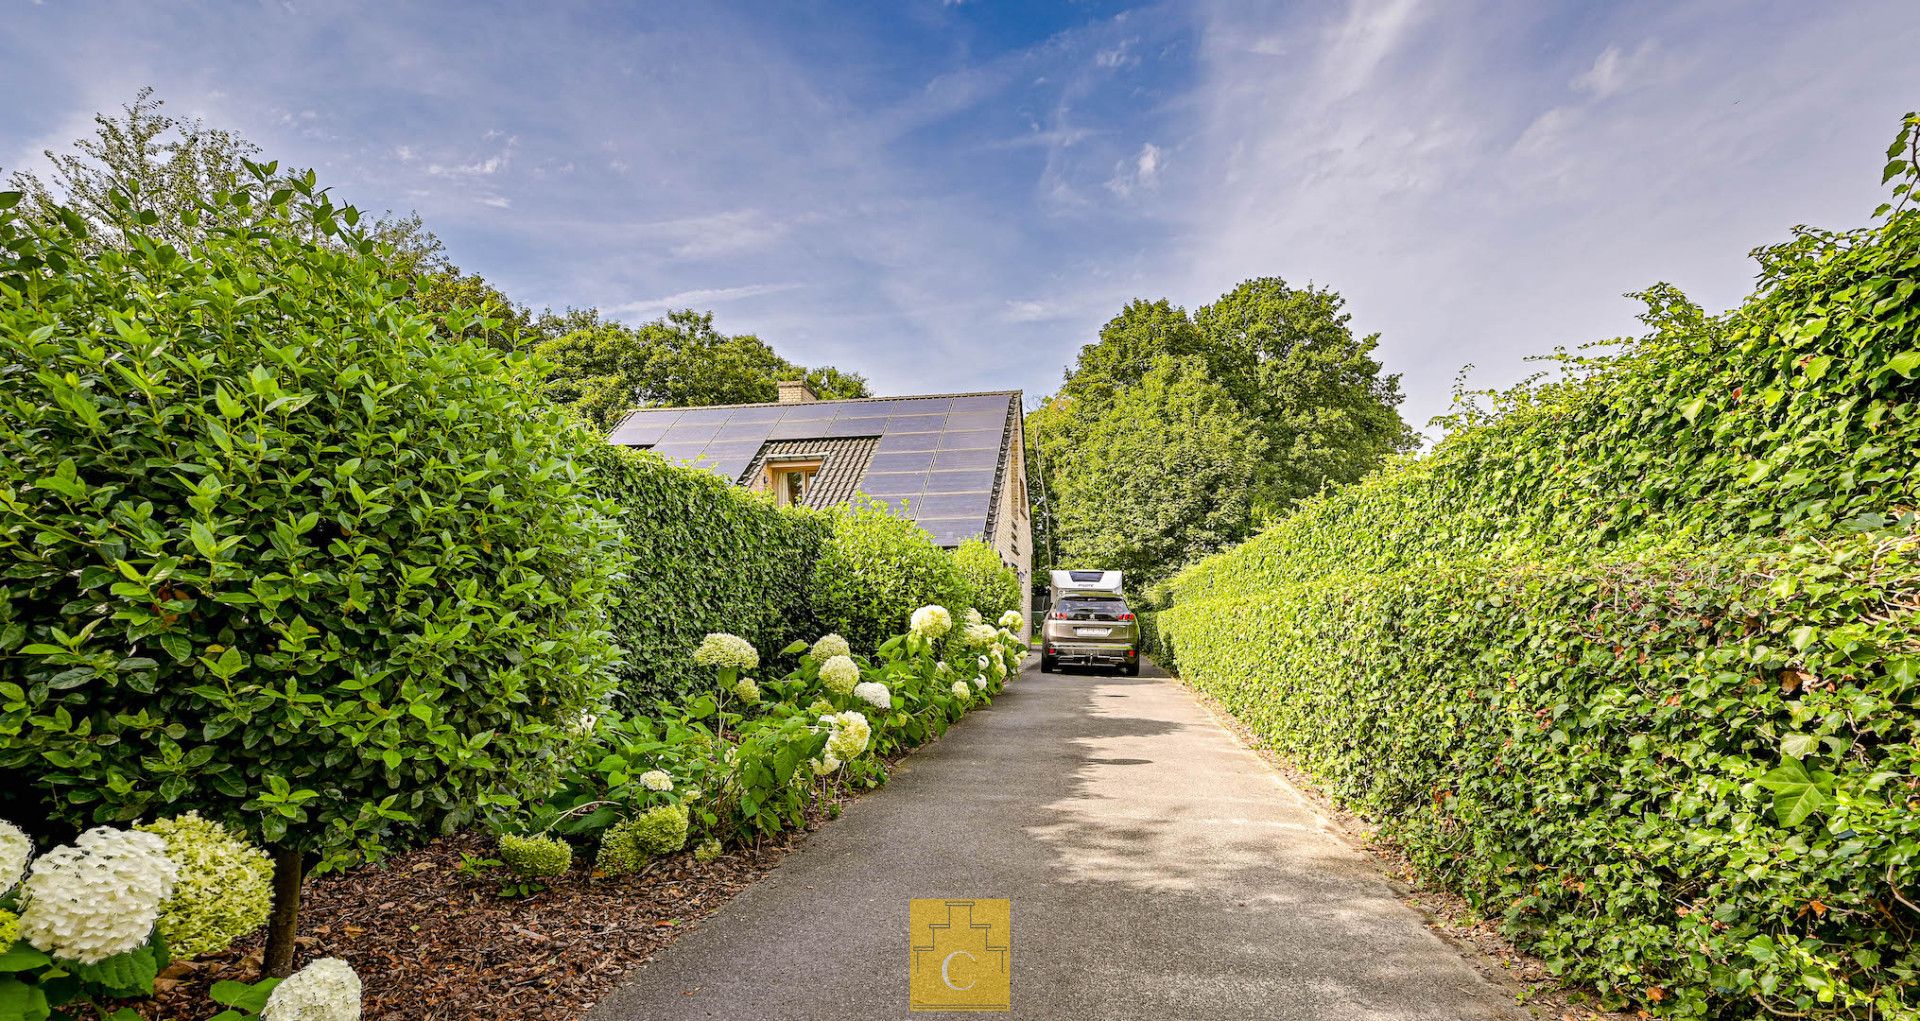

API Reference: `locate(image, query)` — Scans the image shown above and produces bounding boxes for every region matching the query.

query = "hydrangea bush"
[136,813,274,958]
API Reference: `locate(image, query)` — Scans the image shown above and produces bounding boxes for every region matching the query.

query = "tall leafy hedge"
[1159,119,1920,1019]
[951,539,1020,621]
[0,174,624,868]
[585,443,828,701]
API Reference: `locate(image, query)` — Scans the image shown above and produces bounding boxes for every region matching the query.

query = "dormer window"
[766,457,823,507]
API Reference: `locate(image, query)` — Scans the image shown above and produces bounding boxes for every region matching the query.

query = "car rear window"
[1058,596,1128,615]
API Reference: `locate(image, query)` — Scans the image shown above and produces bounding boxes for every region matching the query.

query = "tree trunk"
[263,845,305,978]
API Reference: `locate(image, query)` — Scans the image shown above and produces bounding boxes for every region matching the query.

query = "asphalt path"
[590,658,1523,1020]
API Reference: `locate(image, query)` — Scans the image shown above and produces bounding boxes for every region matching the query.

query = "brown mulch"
[1176,677,1638,1021]
[134,811,841,1021]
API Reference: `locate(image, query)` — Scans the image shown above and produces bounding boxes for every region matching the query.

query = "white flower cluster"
[262,957,363,1021]
[909,605,952,640]
[971,675,987,691]
[639,769,674,793]
[961,623,998,648]
[568,709,599,736]
[812,753,841,775]
[811,633,851,660]
[692,632,759,670]
[853,681,892,710]
[18,826,178,963]
[731,676,761,703]
[998,610,1024,630]
[820,655,860,695]
[821,711,871,761]
[950,680,971,700]
[0,819,30,895]
[964,607,984,627]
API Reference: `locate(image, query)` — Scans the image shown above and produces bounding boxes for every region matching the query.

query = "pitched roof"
[740,436,879,508]
[608,390,1021,547]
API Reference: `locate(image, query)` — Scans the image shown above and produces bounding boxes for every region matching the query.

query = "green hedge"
[587,453,1008,700]
[1159,123,1920,1019]
[807,500,970,655]
[585,444,828,701]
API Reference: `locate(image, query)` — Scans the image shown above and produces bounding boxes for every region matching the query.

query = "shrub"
[595,804,689,874]
[497,833,572,878]
[0,173,622,970]
[950,539,1019,620]
[1159,120,1920,1020]
[809,501,968,653]
[135,813,273,959]
[585,443,827,701]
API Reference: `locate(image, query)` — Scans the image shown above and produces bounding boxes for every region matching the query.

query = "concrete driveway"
[589,659,1523,1020]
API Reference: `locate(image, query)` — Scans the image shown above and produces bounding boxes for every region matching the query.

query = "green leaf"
[1889,350,1920,378]
[0,946,52,973]
[0,977,50,1021]
[1758,758,1834,827]
[209,977,279,1011]
[1779,733,1819,760]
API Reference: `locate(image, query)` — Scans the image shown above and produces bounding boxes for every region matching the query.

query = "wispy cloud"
[608,282,803,318]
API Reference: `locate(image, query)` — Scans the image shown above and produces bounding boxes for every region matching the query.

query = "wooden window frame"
[764,457,824,507]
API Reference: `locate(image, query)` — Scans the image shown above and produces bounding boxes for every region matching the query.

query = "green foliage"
[1028,279,1411,589]
[0,168,624,868]
[497,833,572,878]
[534,309,869,430]
[585,443,829,701]
[809,502,969,654]
[595,804,689,874]
[950,540,1020,620]
[134,814,273,959]
[1048,357,1269,587]
[1159,126,1920,1020]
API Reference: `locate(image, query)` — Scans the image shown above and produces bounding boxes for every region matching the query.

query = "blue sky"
[5,1,1917,430]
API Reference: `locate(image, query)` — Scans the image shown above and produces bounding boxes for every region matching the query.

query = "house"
[607,381,1032,624]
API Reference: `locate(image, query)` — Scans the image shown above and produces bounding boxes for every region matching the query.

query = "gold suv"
[1039,593,1140,675]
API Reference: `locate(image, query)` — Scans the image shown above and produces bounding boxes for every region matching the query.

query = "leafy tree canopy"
[534,309,870,430]
[1030,277,1411,589]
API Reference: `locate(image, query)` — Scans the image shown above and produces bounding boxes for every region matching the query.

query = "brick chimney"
[777,379,818,404]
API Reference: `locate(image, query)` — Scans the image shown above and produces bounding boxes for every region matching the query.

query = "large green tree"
[535,309,870,430]
[1029,277,1411,589]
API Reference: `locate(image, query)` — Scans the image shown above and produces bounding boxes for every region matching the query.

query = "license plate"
[1074,627,1109,637]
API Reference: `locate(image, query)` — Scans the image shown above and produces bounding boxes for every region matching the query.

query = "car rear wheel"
[1041,654,1057,673]
[1121,658,1140,677]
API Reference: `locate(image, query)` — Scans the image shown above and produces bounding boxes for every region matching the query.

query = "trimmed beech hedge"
[1159,121,1920,1019]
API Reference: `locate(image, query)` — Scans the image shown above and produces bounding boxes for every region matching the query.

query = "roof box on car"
[1049,569,1123,596]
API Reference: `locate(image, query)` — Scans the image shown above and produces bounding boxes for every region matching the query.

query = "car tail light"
[1049,610,1067,620]
[1118,612,1135,621]
[1127,649,1137,657]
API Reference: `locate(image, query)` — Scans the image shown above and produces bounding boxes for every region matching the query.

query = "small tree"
[809,502,967,654]
[0,170,623,973]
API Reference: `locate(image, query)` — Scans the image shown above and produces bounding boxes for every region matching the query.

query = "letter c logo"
[941,950,976,991]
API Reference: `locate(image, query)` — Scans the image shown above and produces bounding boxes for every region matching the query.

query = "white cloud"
[1571,41,1658,100]
[608,282,803,317]
[1106,141,1163,197]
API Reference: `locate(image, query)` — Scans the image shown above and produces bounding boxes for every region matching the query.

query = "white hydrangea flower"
[684,787,703,801]
[964,607,984,627]
[977,654,991,669]
[811,633,851,660]
[820,655,860,695]
[731,676,761,703]
[853,681,892,710]
[951,680,971,700]
[909,605,952,640]
[811,753,841,776]
[692,632,759,670]
[0,819,30,896]
[821,711,871,761]
[567,709,599,736]
[262,957,362,1021]
[17,827,177,964]
[971,675,987,691]
[962,623,998,648]
[639,770,674,793]
[998,610,1023,630]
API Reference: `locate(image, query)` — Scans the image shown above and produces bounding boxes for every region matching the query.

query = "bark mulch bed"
[1177,676,1639,1021]
[134,814,837,1021]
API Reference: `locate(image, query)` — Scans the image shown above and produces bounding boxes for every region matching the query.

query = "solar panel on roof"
[609,392,1016,547]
